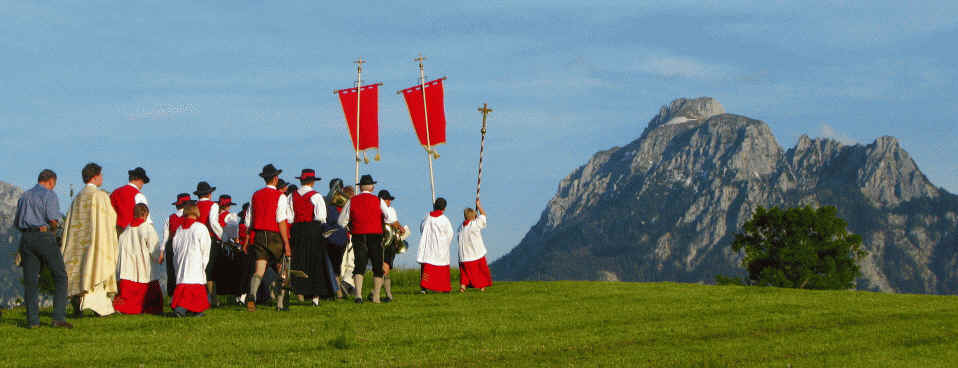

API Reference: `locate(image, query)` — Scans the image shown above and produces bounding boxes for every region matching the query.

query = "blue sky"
[2,1,956,267]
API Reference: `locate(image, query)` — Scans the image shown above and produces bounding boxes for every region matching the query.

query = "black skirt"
[290,222,336,298]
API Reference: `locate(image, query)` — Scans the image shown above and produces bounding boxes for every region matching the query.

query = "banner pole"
[476,103,492,206]
[416,54,437,203]
[354,57,364,186]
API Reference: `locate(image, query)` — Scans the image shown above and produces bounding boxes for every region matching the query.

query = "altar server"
[457,201,492,292]
[416,197,453,293]
[113,204,163,314]
[158,193,190,296]
[170,203,211,317]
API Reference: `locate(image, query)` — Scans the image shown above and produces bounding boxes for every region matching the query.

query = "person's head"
[134,203,150,220]
[358,174,376,192]
[359,184,374,192]
[218,195,236,211]
[82,162,103,186]
[463,207,477,221]
[37,169,57,190]
[433,197,447,212]
[342,186,355,198]
[127,167,150,189]
[259,164,282,185]
[378,190,395,207]
[296,169,320,187]
[194,181,215,199]
[173,193,191,209]
[277,179,288,193]
[182,203,200,219]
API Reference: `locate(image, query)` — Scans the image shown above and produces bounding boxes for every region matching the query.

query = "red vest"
[197,199,216,237]
[292,191,319,223]
[167,213,183,240]
[252,187,282,232]
[110,184,139,228]
[218,211,229,228]
[348,193,383,235]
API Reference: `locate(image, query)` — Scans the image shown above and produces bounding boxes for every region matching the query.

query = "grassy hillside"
[2,269,957,367]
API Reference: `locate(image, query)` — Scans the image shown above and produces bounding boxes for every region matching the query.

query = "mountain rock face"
[492,97,958,294]
[0,181,25,306]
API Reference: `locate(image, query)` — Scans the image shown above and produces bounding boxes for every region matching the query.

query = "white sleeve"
[381,200,397,223]
[160,217,171,252]
[209,203,223,238]
[244,203,252,227]
[312,194,327,223]
[276,195,291,223]
[337,200,351,228]
[198,227,212,268]
[476,214,487,229]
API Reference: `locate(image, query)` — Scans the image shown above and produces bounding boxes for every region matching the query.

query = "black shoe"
[382,297,392,303]
[354,298,363,304]
[276,304,290,312]
[367,294,375,302]
[26,323,41,329]
[51,320,74,329]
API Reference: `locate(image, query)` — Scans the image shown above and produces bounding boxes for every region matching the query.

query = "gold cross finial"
[478,103,493,115]
[414,54,426,63]
[355,57,365,72]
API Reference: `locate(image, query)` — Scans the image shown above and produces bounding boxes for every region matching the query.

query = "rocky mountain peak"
[645,97,726,132]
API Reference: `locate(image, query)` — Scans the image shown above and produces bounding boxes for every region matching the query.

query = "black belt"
[19,227,45,233]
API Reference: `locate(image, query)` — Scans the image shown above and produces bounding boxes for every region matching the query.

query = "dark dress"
[290,221,336,298]
[324,204,349,275]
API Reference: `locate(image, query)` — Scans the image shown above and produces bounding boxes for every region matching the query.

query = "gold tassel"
[374,151,381,161]
[363,152,370,164]
[433,151,440,159]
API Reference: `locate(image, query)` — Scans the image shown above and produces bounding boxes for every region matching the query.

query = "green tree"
[731,205,867,290]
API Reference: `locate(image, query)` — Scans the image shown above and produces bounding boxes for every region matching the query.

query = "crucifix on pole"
[476,103,492,206]
[353,57,365,186]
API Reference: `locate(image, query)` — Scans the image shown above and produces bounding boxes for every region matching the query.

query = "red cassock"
[420,263,451,293]
[170,284,210,313]
[113,279,164,315]
[459,256,493,289]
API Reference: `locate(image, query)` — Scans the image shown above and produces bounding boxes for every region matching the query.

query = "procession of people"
[11,163,493,327]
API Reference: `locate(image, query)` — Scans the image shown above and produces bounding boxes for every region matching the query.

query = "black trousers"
[20,231,67,325]
[165,240,176,296]
[352,234,384,277]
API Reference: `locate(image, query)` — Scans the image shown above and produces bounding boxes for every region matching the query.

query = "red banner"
[338,84,380,152]
[401,79,447,148]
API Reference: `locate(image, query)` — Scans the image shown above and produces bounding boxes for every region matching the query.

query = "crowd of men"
[12,163,492,328]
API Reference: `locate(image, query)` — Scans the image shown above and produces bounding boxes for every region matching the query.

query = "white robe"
[172,221,211,285]
[117,224,161,283]
[417,213,454,266]
[457,215,488,263]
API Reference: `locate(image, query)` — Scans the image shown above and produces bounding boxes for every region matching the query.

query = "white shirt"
[336,191,398,228]
[244,185,292,227]
[417,213,454,266]
[117,224,160,283]
[283,194,295,223]
[171,221,211,285]
[128,183,153,225]
[296,185,327,223]
[198,198,222,238]
[159,208,184,253]
[221,212,240,243]
[457,214,488,262]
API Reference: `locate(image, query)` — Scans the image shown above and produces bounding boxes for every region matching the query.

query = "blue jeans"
[20,231,68,325]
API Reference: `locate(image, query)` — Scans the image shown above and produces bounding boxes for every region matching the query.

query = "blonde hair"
[182,203,200,219]
[464,208,477,221]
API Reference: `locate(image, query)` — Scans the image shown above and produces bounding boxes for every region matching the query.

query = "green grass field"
[2,269,957,367]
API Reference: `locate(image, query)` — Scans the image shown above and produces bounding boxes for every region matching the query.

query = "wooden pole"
[354,57,365,186]
[476,103,492,205]
[416,54,437,203]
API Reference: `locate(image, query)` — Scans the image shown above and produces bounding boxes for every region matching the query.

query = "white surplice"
[417,213,454,266]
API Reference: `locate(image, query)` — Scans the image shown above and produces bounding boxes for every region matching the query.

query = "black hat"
[259,164,283,179]
[358,174,377,186]
[218,194,238,207]
[277,179,288,189]
[129,167,150,184]
[295,169,321,181]
[378,190,395,201]
[193,181,216,196]
[171,193,191,206]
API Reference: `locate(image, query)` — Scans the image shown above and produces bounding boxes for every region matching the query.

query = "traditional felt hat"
[277,179,289,189]
[218,194,237,207]
[171,193,191,206]
[193,181,216,196]
[359,174,376,186]
[129,167,150,184]
[259,164,283,179]
[295,169,321,181]
[378,189,395,201]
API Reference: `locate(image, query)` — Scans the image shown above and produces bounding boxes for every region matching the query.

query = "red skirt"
[113,279,164,315]
[459,257,493,289]
[170,284,210,313]
[420,263,451,292]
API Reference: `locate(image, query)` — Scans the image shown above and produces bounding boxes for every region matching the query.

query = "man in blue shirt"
[14,169,72,329]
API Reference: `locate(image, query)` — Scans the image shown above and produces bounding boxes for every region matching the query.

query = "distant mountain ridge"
[492,97,958,294]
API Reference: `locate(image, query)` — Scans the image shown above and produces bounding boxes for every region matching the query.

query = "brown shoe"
[51,321,74,329]
[246,300,256,312]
